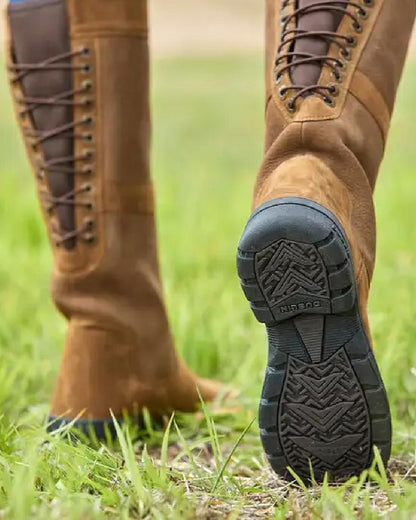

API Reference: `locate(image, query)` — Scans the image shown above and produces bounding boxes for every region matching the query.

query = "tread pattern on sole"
[255,240,329,308]
[279,348,371,479]
[237,198,391,481]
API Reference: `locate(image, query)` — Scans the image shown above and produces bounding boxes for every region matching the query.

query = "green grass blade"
[211,417,255,493]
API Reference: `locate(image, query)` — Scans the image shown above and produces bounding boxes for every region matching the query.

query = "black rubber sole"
[237,197,391,482]
[47,416,118,439]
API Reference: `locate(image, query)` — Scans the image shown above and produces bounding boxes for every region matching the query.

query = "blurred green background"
[0,2,416,517]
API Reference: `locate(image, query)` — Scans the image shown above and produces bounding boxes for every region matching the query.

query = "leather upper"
[6,0,223,420]
[258,0,416,282]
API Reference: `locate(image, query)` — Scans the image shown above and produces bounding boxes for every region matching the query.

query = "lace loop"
[275,0,373,112]
[9,48,95,246]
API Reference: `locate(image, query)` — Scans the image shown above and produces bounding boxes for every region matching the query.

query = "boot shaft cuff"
[67,0,148,39]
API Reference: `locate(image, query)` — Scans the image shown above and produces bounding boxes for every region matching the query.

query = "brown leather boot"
[6,0,222,436]
[237,0,415,480]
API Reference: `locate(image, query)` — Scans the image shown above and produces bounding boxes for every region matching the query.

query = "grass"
[0,52,416,518]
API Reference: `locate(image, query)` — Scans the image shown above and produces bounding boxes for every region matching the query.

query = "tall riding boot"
[237,0,415,480]
[6,0,222,435]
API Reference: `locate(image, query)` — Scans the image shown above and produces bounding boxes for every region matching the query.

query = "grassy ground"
[0,54,416,518]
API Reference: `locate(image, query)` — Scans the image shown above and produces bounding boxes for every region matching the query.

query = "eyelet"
[83,217,95,230]
[36,170,44,181]
[83,150,93,160]
[280,15,289,27]
[328,84,340,97]
[331,70,343,84]
[363,0,374,6]
[352,21,363,33]
[287,100,297,113]
[357,8,369,19]
[82,115,93,125]
[82,80,93,91]
[337,60,346,70]
[83,133,93,142]
[82,165,93,175]
[81,97,92,107]
[324,97,336,108]
[346,35,357,47]
[82,183,92,193]
[82,64,92,74]
[84,232,96,245]
[80,46,90,56]
[340,48,351,60]
[274,72,282,85]
[278,86,287,99]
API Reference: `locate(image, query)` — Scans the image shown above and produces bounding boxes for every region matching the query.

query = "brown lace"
[9,48,95,246]
[276,0,374,112]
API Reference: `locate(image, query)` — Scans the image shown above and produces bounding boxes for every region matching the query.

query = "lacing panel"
[9,47,96,247]
[275,0,374,113]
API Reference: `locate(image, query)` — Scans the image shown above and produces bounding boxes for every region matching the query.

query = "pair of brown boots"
[5,0,416,481]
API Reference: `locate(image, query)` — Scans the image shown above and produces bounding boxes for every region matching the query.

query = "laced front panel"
[275,0,374,112]
[9,48,96,247]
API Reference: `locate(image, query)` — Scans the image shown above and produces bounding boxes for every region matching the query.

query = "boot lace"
[8,48,96,247]
[275,0,374,113]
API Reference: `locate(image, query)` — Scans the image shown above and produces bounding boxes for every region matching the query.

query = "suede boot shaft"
[236,0,411,479]
[260,0,416,284]
[6,0,221,423]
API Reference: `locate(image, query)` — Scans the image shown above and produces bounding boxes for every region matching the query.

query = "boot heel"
[237,197,391,481]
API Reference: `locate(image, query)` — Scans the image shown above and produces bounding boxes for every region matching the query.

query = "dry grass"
[146,441,416,520]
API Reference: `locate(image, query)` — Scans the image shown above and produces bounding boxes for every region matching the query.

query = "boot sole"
[47,416,118,439]
[237,197,391,481]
